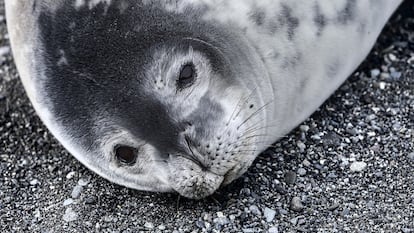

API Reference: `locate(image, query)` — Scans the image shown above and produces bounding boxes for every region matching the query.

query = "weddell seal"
[5,0,403,199]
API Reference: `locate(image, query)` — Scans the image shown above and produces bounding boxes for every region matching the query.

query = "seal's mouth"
[167,156,225,199]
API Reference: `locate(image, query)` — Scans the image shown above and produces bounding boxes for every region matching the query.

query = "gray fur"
[6,0,403,199]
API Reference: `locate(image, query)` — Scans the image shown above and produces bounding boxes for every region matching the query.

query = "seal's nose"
[168,156,224,199]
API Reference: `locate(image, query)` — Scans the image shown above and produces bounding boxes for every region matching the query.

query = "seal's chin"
[167,157,224,199]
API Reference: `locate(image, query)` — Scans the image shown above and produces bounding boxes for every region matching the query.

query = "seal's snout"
[168,155,225,199]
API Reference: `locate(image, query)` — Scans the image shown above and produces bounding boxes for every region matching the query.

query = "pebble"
[290,216,300,225]
[78,177,90,186]
[392,122,402,131]
[144,222,154,229]
[290,197,304,212]
[158,225,166,230]
[299,125,310,132]
[350,161,368,172]
[388,53,397,61]
[370,69,380,77]
[284,171,297,185]
[63,198,74,206]
[274,183,287,195]
[366,114,376,121]
[264,207,276,222]
[311,134,321,140]
[103,216,114,222]
[297,168,307,176]
[63,208,78,222]
[390,70,402,80]
[196,220,205,229]
[297,141,306,152]
[342,208,351,217]
[268,227,279,233]
[249,205,261,216]
[213,216,229,226]
[408,56,414,65]
[346,128,358,136]
[242,228,256,233]
[408,152,414,161]
[278,208,288,215]
[84,195,97,204]
[66,171,76,180]
[29,179,40,186]
[0,46,10,57]
[302,159,311,167]
[71,185,83,199]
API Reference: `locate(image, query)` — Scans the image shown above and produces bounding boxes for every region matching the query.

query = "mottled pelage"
[5,0,402,199]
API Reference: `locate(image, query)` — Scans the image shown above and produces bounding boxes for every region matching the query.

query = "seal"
[5,0,403,199]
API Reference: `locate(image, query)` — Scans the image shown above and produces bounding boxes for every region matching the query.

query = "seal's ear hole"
[114,145,137,165]
[177,63,196,89]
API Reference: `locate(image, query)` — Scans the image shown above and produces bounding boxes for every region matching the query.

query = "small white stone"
[299,125,310,132]
[66,171,76,179]
[407,152,414,161]
[350,161,367,172]
[370,69,380,78]
[268,227,279,233]
[0,46,10,57]
[63,208,78,222]
[216,211,225,218]
[71,185,83,199]
[302,159,311,167]
[264,207,276,222]
[311,134,321,140]
[388,53,397,61]
[77,177,90,186]
[29,179,40,186]
[297,168,307,176]
[297,141,306,152]
[144,222,154,229]
[63,198,74,206]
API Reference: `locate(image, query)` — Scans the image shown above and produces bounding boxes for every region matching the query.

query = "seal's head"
[32,1,271,199]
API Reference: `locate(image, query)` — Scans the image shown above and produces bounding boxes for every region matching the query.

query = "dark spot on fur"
[249,7,266,26]
[267,21,279,34]
[357,21,367,33]
[32,1,37,12]
[299,77,308,93]
[326,59,342,78]
[313,3,327,36]
[279,4,300,40]
[282,52,302,68]
[337,0,357,24]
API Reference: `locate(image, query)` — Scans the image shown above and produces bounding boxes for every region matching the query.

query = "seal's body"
[6,0,403,199]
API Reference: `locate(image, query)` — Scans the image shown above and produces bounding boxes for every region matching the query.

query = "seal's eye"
[115,145,137,165]
[177,63,196,89]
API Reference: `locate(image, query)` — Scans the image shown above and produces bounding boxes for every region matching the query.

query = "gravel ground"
[1,1,413,233]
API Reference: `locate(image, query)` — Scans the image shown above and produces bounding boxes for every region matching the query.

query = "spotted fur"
[6,0,403,199]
